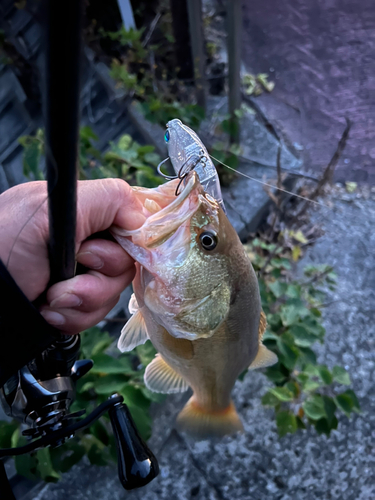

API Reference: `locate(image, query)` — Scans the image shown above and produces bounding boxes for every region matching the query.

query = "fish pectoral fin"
[249,344,278,370]
[117,310,149,353]
[128,293,139,315]
[144,354,189,393]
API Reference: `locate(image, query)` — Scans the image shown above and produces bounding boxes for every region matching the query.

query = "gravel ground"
[24,186,375,500]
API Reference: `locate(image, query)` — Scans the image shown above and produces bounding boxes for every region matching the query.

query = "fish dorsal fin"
[258,310,267,342]
[128,293,139,315]
[117,310,149,352]
[249,344,278,370]
[144,354,189,393]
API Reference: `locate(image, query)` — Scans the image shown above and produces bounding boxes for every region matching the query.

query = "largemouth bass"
[111,172,277,438]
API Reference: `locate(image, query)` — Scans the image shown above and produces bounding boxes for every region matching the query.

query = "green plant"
[242,72,275,96]
[244,237,360,437]
[19,127,164,188]
[18,129,45,180]
[102,25,206,129]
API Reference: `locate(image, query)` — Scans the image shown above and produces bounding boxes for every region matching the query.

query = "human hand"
[0,179,145,334]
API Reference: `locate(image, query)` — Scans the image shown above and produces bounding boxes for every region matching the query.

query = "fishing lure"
[158,118,226,213]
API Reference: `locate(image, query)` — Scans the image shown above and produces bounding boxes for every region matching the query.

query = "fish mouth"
[111,171,201,249]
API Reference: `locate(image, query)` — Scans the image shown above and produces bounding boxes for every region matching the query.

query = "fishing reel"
[0,262,159,498]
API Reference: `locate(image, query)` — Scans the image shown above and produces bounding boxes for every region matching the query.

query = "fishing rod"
[0,1,158,496]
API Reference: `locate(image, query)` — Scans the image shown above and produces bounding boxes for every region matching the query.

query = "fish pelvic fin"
[249,344,278,370]
[176,397,244,438]
[144,354,189,394]
[117,310,149,352]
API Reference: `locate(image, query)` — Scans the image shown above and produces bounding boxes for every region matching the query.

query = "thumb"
[76,179,146,243]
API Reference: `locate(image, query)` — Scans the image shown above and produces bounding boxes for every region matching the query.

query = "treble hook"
[156,151,207,196]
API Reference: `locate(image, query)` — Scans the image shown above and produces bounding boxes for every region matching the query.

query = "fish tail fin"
[176,396,243,438]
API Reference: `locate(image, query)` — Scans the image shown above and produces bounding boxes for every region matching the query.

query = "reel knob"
[108,397,159,490]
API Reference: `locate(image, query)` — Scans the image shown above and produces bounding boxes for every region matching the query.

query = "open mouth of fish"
[111,172,202,250]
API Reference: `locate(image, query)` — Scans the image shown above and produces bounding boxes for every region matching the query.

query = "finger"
[44,267,135,313]
[40,297,121,335]
[76,239,134,277]
[76,179,146,244]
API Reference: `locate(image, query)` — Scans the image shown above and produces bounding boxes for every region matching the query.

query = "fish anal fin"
[117,310,148,353]
[258,310,267,342]
[144,355,189,394]
[249,344,278,370]
[176,397,243,438]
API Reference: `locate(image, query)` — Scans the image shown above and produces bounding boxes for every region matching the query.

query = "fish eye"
[164,129,170,142]
[199,231,218,251]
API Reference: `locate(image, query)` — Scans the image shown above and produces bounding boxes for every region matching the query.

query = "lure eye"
[164,129,170,142]
[199,231,218,251]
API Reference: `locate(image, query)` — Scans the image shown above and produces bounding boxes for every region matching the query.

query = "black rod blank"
[44,0,83,285]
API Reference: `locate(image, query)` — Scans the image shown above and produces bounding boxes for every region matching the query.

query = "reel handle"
[108,398,159,490]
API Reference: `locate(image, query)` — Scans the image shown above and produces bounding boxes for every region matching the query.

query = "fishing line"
[209,153,330,209]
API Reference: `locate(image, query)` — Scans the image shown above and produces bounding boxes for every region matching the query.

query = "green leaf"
[289,324,318,347]
[285,284,301,298]
[345,181,357,193]
[292,246,301,261]
[140,386,167,403]
[50,440,86,473]
[277,336,299,370]
[302,394,326,420]
[15,444,38,480]
[276,411,297,437]
[318,365,333,385]
[269,386,294,402]
[80,126,98,142]
[303,364,320,377]
[268,281,287,298]
[0,420,19,448]
[21,138,43,180]
[332,366,351,385]
[143,152,160,166]
[298,347,317,365]
[118,134,133,150]
[285,381,299,398]
[291,230,308,244]
[296,416,306,429]
[120,385,151,412]
[137,145,155,154]
[136,341,156,366]
[343,389,360,411]
[87,444,109,466]
[36,448,60,482]
[262,391,281,406]
[335,390,360,416]
[322,395,337,425]
[80,328,112,358]
[90,420,109,446]
[91,353,133,375]
[314,416,337,435]
[94,374,128,395]
[265,365,287,383]
[126,405,152,441]
[280,302,309,326]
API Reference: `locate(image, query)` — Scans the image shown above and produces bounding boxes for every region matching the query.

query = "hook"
[157,151,209,196]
